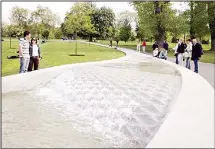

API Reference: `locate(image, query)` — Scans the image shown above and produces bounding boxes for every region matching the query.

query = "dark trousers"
[175,54,179,64]
[28,56,39,71]
[193,58,198,73]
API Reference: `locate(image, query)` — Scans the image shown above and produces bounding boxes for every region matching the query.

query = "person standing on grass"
[28,38,41,71]
[177,39,186,66]
[191,38,202,73]
[142,40,146,53]
[137,39,141,52]
[19,31,31,73]
[115,39,119,49]
[163,40,169,56]
[184,39,192,70]
[109,39,112,47]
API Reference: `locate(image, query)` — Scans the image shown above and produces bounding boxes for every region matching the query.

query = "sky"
[2,2,189,24]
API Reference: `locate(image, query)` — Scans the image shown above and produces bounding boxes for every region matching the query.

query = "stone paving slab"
[2,43,182,148]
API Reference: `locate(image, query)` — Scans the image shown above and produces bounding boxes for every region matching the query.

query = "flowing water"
[2,55,182,148]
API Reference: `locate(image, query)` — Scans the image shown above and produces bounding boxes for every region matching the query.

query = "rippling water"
[2,57,182,148]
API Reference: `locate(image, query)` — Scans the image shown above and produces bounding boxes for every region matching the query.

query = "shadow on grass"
[68,54,85,56]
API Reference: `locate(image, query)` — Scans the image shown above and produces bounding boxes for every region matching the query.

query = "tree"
[54,28,63,39]
[64,2,95,55]
[42,30,49,40]
[91,6,115,39]
[119,18,132,43]
[207,2,215,50]
[133,2,176,46]
[30,5,60,39]
[9,6,30,31]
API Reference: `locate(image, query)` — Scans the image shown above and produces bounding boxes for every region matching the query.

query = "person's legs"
[142,46,145,53]
[194,58,198,73]
[33,57,39,70]
[19,57,25,73]
[175,54,179,64]
[178,53,182,65]
[187,57,191,70]
[24,57,30,73]
[28,57,33,71]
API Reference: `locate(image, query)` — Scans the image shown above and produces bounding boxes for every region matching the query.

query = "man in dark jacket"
[177,39,186,66]
[191,38,202,73]
[152,41,158,50]
[163,40,169,57]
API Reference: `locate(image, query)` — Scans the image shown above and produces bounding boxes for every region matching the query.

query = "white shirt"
[184,42,192,58]
[32,44,39,57]
[153,48,158,57]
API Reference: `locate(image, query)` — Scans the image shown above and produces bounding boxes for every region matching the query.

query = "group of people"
[152,41,169,60]
[109,39,119,49]
[173,38,203,73]
[151,38,203,73]
[136,40,146,53]
[18,31,42,73]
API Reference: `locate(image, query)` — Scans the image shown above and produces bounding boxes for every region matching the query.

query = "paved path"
[2,46,181,148]
[132,50,214,88]
[166,57,214,88]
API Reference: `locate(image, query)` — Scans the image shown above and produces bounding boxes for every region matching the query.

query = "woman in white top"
[28,38,41,71]
[184,39,192,69]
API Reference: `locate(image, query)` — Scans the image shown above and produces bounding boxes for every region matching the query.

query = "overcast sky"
[2,2,189,24]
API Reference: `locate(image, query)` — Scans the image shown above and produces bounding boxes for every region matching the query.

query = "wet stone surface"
[2,50,182,148]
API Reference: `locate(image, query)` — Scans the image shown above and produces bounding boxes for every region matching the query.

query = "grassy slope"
[2,39,125,76]
[98,40,215,64]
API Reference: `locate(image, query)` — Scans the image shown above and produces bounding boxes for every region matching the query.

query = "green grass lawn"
[97,40,215,64]
[2,39,125,76]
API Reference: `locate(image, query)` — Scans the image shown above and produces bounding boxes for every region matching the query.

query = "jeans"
[175,54,178,64]
[178,53,184,66]
[185,57,191,69]
[19,57,30,73]
[193,58,198,73]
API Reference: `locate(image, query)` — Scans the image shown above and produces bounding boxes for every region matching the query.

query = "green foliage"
[42,30,49,40]
[64,2,95,36]
[130,32,136,41]
[54,28,63,39]
[119,19,132,43]
[10,6,29,30]
[91,6,115,39]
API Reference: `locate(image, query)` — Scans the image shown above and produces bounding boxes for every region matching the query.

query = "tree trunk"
[75,32,78,55]
[208,2,215,50]
[154,1,165,47]
[10,34,11,49]
[190,2,195,38]
[211,33,215,51]
[89,35,93,42]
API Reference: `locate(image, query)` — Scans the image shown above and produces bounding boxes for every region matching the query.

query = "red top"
[142,41,146,46]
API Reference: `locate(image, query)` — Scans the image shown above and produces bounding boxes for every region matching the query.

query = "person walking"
[184,39,192,70]
[109,39,112,47]
[137,40,141,52]
[115,39,119,49]
[19,31,31,73]
[163,40,169,57]
[173,39,179,64]
[142,40,146,53]
[177,39,186,66]
[191,38,202,73]
[28,38,41,71]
